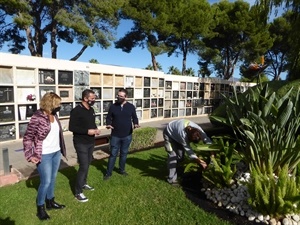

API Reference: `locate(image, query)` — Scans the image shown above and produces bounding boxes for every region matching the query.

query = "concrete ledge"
[95,134,110,146]
[0,168,23,187]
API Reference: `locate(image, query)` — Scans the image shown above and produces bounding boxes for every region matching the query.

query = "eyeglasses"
[117,95,126,98]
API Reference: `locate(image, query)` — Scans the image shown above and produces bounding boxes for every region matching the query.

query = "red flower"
[27,94,36,101]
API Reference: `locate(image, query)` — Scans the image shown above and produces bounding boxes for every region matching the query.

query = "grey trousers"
[163,129,184,183]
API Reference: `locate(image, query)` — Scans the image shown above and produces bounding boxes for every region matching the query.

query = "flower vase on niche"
[19,106,26,121]
[26,94,36,102]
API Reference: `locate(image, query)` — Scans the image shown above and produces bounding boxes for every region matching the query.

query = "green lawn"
[0,148,232,225]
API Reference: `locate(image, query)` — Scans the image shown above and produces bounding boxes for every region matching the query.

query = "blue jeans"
[106,135,132,176]
[36,150,61,206]
[74,141,94,194]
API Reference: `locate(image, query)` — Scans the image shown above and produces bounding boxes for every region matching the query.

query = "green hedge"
[129,127,158,151]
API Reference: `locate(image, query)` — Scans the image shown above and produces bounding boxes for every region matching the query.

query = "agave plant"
[201,138,241,188]
[210,83,300,174]
[247,163,300,219]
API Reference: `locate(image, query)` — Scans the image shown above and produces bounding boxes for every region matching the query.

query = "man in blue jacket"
[104,88,139,180]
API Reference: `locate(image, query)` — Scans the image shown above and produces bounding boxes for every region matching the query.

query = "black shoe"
[46,197,65,210]
[82,184,95,191]
[120,171,128,176]
[103,174,111,180]
[37,205,50,220]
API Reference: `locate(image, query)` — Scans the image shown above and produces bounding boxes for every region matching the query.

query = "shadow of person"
[0,217,15,225]
[125,153,167,181]
[25,159,77,195]
[90,157,109,176]
[57,160,77,195]
[25,168,40,190]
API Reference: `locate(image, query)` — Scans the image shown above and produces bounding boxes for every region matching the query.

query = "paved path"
[0,115,213,180]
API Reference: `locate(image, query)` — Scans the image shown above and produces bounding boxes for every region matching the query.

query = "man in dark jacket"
[104,88,139,180]
[69,89,100,202]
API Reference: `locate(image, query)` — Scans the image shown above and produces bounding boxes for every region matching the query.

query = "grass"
[0,147,233,225]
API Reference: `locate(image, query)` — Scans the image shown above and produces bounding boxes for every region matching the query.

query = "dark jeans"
[74,141,94,195]
[106,134,132,176]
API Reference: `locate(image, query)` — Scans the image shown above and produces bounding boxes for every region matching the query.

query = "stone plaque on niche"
[39,69,55,84]
[0,86,14,103]
[74,70,89,86]
[19,123,28,139]
[143,88,150,98]
[0,105,14,122]
[0,124,15,141]
[58,70,73,85]
[59,103,73,117]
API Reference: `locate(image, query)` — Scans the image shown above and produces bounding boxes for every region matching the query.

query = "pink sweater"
[23,110,66,162]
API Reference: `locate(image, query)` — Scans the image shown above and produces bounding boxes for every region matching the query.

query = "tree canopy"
[0,0,299,80]
[198,0,272,80]
[256,0,300,80]
[0,0,125,60]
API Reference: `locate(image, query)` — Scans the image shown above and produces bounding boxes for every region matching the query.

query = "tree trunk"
[151,52,158,71]
[36,30,43,57]
[26,27,37,56]
[50,22,58,59]
[182,50,187,75]
[70,46,88,61]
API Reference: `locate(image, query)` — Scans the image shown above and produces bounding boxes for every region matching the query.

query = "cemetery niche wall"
[0,53,255,143]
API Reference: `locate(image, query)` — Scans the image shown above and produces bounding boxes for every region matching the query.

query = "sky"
[9,19,201,75]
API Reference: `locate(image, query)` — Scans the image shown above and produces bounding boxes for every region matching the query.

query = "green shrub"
[247,163,300,219]
[277,79,300,100]
[183,142,216,174]
[209,80,293,126]
[129,127,157,151]
[210,83,300,175]
[201,138,241,188]
[183,137,241,189]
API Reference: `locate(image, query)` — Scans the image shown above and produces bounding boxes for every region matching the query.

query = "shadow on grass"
[25,159,77,195]
[25,168,39,190]
[90,158,108,176]
[0,217,15,225]
[58,165,77,195]
[126,152,167,181]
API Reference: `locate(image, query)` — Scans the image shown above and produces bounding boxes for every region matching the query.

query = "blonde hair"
[40,92,61,114]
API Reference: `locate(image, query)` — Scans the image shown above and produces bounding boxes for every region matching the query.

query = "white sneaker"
[75,193,88,202]
[82,184,95,191]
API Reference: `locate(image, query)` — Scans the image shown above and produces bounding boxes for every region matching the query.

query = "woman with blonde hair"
[23,92,66,220]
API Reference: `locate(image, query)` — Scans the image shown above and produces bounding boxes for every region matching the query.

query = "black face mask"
[87,100,95,106]
[51,106,61,115]
[117,97,125,104]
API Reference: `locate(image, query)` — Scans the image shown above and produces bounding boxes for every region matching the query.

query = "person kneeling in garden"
[163,119,212,185]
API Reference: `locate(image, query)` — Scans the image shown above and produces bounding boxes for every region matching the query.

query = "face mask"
[51,106,61,115]
[117,97,125,104]
[87,100,95,106]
